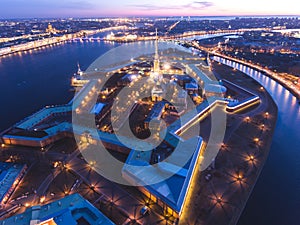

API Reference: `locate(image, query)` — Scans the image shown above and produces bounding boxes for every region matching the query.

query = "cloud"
[128,1,214,11]
[191,1,214,8]
[60,0,95,10]
[0,0,95,10]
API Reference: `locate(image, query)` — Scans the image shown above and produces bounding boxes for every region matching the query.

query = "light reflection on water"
[214,56,300,225]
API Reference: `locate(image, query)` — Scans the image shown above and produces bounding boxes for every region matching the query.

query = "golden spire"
[153,28,160,74]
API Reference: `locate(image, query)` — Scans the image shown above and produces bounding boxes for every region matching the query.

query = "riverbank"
[179,62,278,225]
[0,26,126,58]
[213,63,278,225]
[0,39,118,131]
[212,53,300,100]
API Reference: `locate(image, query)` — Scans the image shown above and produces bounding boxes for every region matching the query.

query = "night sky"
[0,0,298,18]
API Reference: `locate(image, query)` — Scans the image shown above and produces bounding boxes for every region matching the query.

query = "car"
[140,206,149,216]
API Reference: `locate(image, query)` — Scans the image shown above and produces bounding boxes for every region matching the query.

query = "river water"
[0,34,118,131]
[214,56,300,225]
[0,37,299,224]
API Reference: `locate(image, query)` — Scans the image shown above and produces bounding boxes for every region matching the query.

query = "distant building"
[46,23,59,34]
[46,23,53,32]
[145,102,167,130]
[0,194,115,225]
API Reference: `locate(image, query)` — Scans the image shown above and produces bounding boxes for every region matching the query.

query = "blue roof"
[0,194,115,225]
[145,102,167,123]
[122,136,203,214]
[90,103,106,114]
[0,162,26,203]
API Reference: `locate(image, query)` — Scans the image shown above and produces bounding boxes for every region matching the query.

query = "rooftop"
[0,194,115,225]
[0,162,26,204]
[122,136,203,215]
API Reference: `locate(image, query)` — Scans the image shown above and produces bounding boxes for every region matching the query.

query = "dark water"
[1,40,300,225]
[238,70,300,225]
[215,58,300,225]
[0,37,118,131]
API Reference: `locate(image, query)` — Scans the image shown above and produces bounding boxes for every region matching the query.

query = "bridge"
[71,37,103,42]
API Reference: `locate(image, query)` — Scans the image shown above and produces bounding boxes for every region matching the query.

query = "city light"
[0,14,295,225]
[254,138,260,143]
[163,63,171,70]
[245,116,251,123]
[265,112,269,118]
[40,196,46,203]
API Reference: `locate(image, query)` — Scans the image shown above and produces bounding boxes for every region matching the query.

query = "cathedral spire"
[153,28,160,74]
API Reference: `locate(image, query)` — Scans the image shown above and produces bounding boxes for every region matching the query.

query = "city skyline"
[0,0,299,19]
[0,12,300,225]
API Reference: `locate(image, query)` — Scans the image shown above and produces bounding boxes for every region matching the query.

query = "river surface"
[0,37,299,225]
[0,33,118,131]
[214,56,300,225]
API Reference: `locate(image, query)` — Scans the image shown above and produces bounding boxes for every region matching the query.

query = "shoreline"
[179,63,278,225]
[0,42,280,224]
[219,63,278,225]
[212,53,300,100]
[0,26,127,58]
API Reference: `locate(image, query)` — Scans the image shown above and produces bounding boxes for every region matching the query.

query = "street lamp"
[253,138,260,144]
[40,196,46,203]
[265,112,269,119]
[245,116,250,123]
[216,196,223,205]
[237,174,243,182]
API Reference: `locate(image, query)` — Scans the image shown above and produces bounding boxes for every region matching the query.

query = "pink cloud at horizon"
[0,0,299,18]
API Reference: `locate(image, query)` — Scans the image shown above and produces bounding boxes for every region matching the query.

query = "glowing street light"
[40,196,46,203]
[265,112,269,118]
[245,116,250,123]
[216,196,223,206]
[221,143,226,149]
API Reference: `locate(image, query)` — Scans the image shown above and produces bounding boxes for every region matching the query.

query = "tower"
[153,29,160,76]
[151,29,165,102]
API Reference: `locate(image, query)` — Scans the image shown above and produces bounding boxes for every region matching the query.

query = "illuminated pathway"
[212,54,300,99]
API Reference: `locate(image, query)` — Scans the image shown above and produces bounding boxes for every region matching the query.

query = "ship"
[71,63,89,87]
